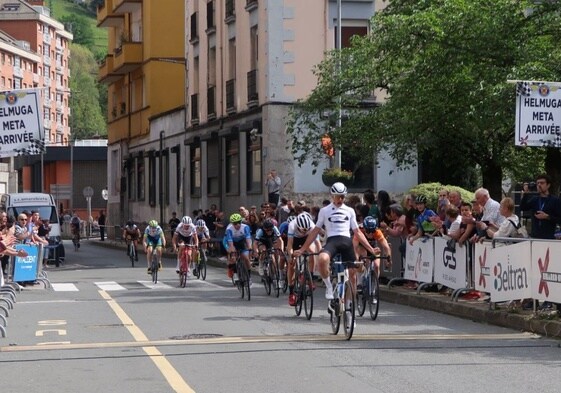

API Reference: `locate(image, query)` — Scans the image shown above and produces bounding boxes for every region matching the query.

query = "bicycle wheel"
[129,244,135,267]
[343,281,356,340]
[330,280,340,334]
[180,271,187,288]
[200,250,207,280]
[368,271,380,320]
[269,255,280,298]
[262,257,271,296]
[294,271,303,316]
[303,268,314,320]
[151,256,158,284]
[239,262,251,301]
[236,260,245,299]
[193,251,200,279]
[357,274,367,317]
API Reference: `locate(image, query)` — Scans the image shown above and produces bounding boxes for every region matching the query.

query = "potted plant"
[322,167,353,186]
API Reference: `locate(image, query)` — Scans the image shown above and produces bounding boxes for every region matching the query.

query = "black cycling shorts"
[321,235,355,263]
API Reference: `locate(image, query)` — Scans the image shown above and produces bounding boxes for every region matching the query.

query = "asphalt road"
[1,240,560,393]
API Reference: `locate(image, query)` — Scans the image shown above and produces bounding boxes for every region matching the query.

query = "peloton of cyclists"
[223,213,253,285]
[172,216,199,275]
[143,220,166,274]
[122,220,141,261]
[286,212,321,306]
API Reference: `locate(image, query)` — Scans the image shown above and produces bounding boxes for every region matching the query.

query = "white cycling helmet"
[181,216,192,225]
[195,219,206,228]
[330,182,347,195]
[296,213,314,232]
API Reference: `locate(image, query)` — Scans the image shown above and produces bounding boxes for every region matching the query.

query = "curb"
[89,239,561,338]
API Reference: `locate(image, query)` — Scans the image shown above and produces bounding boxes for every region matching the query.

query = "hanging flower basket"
[321,167,353,187]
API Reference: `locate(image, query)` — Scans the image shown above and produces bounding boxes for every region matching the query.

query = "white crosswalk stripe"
[51,283,79,292]
[50,278,227,292]
[137,280,172,289]
[94,281,127,291]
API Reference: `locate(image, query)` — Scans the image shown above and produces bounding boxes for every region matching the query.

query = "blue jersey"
[144,225,164,240]
[224,223,252,243]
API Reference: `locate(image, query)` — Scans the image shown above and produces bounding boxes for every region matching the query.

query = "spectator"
[520,174,561,239]
[448,190,463,209]
[363,189,380,221]
[442,206,462,240]
[473,187,505,238]
[204,207,217,236]
[408,195,438,245]
[168,212,180,240]
[377,190,394,225]
[437,189,450,221]
[458,202,476,246]
[98,210,106,241]
[481,197,519,239]
[266,169,281,206]
[277,197,290,224]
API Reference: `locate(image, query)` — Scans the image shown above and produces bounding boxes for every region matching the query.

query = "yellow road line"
[98,290,195,393]
[0,331,539,353]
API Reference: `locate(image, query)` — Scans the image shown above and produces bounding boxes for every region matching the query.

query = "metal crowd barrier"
[0,243,51,338]
[391,235,560,310]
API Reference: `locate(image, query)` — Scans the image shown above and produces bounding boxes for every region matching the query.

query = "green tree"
[60,14,94,47]
[69,44,106,139]
[288,0,561,198]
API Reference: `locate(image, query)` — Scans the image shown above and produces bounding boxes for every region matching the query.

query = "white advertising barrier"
[488,241,532,303]
[531,241,561,304]
[473,242,493,293]
[403,238,434,283]
[433,237,467,290]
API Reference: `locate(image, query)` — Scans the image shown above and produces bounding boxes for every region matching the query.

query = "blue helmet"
[363,216,378,233]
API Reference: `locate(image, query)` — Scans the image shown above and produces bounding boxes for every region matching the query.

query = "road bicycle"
[71,225,80,251]
[329,256,362,340]
[150,248,160,284]
[294,252,315,320]
[257,248,282,297]
[192,245,207,281]
[178,243,197,288]
[230,250,251,301]
[356,254,389,320]
[127,238,138,267]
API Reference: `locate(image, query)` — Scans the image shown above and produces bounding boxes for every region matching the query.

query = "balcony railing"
[247,69,258,102]
[226,79,236,112]
[207,86,216,119]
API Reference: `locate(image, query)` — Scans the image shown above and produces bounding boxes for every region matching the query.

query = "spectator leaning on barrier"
[473,187,505,238]
[408,195,437,245]
[481,197,519,239]
[520,174,561,239]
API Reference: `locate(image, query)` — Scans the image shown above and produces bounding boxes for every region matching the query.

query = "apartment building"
[99,0,417,228]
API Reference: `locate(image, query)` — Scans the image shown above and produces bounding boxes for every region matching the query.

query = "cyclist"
[294,182,377,300]
[143,220,166,274]
[172,216,199,274]
[70,213,81,249]
[195,219,211,255]
[223,213,253,284]
[253,218,284,280]
[122,220,141,261]
[286,212,321,306]
[353,215,392,280]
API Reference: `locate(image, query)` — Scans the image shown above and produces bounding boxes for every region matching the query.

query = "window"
[128,158,136,200]
[191,145,201,197]
[206,1,215,30]
[225,138,239,194]
[137,156,145,200]
[171,145,182,203]
[163,150,169,205]
[148,154,156,206]
[207,140,219,196]
[247,132,262,192]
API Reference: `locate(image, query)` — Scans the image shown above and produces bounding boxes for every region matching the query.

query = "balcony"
[44,119,51,129]
[98,55,121,83]
[247,69,258,105]
[56,123,63,133]
[97,0,123,27]
[245,0,258,12]
[207,86,216,120]
[13,66,23,78]
[226,79,236,114]
[113,0,142,15]
[43,55,51,66]
[130,107,150,138]
[113,42,143,74]
[108,114,129,143]
[33,73,39,83]
[43,33,52,43]
[56,101,63,112]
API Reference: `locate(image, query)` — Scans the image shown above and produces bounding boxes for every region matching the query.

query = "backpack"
[508,219,529,239]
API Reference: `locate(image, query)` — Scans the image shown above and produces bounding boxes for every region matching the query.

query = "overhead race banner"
[0,89,45,157]
[515,81,561,147]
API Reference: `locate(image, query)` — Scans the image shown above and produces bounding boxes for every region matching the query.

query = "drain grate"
[169,334,223,340]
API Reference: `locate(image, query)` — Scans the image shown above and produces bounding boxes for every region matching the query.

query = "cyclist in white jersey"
[294,182,377,300]
[143,220,166,274]
[286,212,321,306]
[223,213,253,282]
[172,216,199,273]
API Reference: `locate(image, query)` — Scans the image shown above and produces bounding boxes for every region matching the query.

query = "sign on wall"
[0,89,45,157]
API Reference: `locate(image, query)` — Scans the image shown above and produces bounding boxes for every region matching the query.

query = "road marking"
[137,280,172,289]
[51,283,79,291]
[98,290,195,393]
[0,331,540,353]
[94,281,126,291]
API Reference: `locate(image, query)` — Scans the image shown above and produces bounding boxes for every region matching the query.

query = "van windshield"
[7,206,59,223]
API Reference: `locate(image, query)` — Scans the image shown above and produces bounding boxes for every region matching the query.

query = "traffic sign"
[83,186,94,198]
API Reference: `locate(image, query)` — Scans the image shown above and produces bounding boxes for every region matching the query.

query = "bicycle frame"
[330,258,362,340]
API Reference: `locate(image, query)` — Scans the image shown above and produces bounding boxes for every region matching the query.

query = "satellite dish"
[102,189,108,201]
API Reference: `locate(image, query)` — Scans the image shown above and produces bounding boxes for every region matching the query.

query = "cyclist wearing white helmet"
[294,182,377,300]
[172,216,198,274]
[143,220,166,274]
[286,212,321,306]
[195,219,211,266]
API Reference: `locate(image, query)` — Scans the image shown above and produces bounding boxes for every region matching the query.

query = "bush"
[408,182,475,210]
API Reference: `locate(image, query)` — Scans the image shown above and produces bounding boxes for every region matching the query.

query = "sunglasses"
[19,219,27,222]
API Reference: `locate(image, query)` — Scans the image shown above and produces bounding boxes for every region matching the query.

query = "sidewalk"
[90,238,561,339]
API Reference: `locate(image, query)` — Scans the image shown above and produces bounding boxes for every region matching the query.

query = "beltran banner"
[0,89,45,157]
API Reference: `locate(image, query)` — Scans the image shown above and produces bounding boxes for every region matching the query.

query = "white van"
[0,193,64,263]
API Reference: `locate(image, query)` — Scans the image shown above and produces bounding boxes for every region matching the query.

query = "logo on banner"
[5,92,18,105]
[537,248,561,298]
[493,259,528,292]
[443,245,456,269]
[479,248,489,288]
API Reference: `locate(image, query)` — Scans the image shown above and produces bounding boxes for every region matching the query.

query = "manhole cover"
[169,334,223,340]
